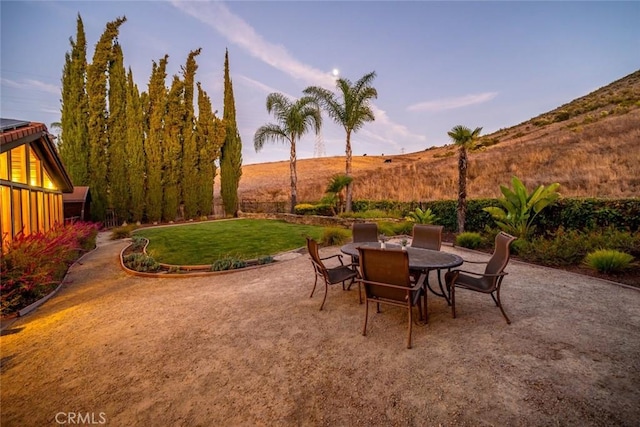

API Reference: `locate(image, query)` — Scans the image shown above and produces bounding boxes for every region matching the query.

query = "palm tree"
[254,93,322,213]
[304,71,377,212]
[325,174,353,215]
[447,125,483,233]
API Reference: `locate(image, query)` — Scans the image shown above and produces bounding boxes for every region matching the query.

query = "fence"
[240,199,288,214]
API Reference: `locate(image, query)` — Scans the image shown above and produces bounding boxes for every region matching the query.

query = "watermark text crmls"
[55,412,107,425]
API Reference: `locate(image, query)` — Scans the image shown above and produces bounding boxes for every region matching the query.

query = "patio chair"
[306,237,358,311]
[410,224,443,251]
[352,222,379,243]
[357,247,424,349]
[445,232,517,324]
[409,224,447,301]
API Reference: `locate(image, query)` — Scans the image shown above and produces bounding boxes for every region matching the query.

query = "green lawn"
[132,219,326,265]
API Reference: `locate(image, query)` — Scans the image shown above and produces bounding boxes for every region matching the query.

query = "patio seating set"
[306,223,517,349]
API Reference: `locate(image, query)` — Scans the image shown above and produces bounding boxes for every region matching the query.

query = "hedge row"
[350,198,640,234]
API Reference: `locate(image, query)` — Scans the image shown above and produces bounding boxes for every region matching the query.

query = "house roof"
[63,186,91,203]
[0,118,73,193]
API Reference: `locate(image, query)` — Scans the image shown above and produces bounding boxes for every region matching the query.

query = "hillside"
[232,70,640,205]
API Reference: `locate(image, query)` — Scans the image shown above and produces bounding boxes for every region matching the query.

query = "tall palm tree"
[304,71,377,212]
[447,125,483,233]
[254,93,322,213]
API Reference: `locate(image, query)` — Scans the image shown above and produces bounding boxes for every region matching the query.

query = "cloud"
[407,92,498,112]
[1,77,60,95]
[237,75,296,100]
[170,0,336,89]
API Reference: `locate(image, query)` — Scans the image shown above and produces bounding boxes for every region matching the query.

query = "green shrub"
[456,232,483,249]
[130,235,147,251]
[211,257,246,271]
[515,227,639,267]
[405,207,438,224]
[584,249,634,274]
[257,256,274,265]
[392,221,414,236]
[294,203,333,216]
[111,224,137,239]
[123,253,160,272]
[321,228,350,246]
[339,209,400,219]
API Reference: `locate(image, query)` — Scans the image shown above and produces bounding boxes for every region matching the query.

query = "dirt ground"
[1,232,639,426]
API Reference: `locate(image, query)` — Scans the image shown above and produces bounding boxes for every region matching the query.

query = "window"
[29,149,42,187]
[0,152,8,180]
[1,186,11,249]
[10,145,27,184]
[43,169,56,190]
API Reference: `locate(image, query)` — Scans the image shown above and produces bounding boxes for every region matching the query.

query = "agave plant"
[483,176,560,239]
[405,207,438,224]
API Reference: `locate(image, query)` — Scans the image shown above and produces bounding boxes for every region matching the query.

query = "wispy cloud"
[237,75,296,100]
[171,0,425,153]
[170,0,336,89]
[407,92,498,112]
[1,77,60,95]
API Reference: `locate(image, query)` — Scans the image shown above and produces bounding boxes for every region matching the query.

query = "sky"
[1,1,638,165]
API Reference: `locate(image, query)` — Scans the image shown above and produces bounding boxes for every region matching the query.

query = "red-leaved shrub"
[1,221,100,315]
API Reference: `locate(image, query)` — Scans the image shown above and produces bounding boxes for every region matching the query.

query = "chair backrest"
[485,232,517,277]
[306,237,326,273]
[358,247,410,302]
[411,224,443,250]
[352,223,379,243]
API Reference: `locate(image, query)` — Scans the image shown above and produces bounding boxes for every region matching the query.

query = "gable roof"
[63,186,91,203]
[0,119,73,193]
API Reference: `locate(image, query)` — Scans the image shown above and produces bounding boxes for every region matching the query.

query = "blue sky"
[1,1,638,165]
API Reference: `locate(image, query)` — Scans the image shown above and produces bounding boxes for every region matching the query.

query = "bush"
[257,256,274,265]
[111,224,138,239]
[339,209,401,219]
[1,222,99,315]
[456,232,483,249]
[584,250,634,274]
[515,227,640,267]
[294,203,333,216]
[123,253,160,272]
[321,227,350,246]
[130,235,147,251]
[211,257,246,271]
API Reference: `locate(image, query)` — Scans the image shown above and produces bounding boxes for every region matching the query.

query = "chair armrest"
[320,253,345,265]
[450,269,508,278]
[462,259,488,265]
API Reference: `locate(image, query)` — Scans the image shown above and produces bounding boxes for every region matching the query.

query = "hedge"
[348,198,640,234]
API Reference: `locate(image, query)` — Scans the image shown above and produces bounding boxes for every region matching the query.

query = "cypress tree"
[145,55,168,223]
[60,13,89,185]
[181,49,201,219]
[220,49,242,217]
[107,42,129,222]
[162,75,184,222]
[196,82,225,217]
[126,68,146,223]
[87,16,126,220]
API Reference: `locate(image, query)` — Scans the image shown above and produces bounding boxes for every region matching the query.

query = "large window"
[1,141,67,250]
[29,149,42,187]
[10,145,27,184]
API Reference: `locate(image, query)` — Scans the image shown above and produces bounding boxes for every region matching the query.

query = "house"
[63,186,91,221]
[0,118,74,250]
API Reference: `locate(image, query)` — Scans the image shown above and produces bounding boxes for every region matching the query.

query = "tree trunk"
[345,131,353,212]
[457,146,467,233]
[290,138,297,214]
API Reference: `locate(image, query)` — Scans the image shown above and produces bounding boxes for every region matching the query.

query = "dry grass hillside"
[234,70,640,204]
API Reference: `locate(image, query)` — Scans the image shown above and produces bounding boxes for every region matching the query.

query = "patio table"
[340,242,464,313]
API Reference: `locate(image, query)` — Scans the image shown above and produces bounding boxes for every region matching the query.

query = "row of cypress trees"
[58,14,242,223]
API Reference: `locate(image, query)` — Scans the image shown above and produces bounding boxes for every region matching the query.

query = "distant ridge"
[234,70,640,204]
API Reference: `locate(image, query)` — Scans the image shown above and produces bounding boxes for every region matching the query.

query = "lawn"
[132,219,326,265]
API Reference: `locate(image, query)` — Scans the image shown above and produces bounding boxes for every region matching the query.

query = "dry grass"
[225,71,640,204]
